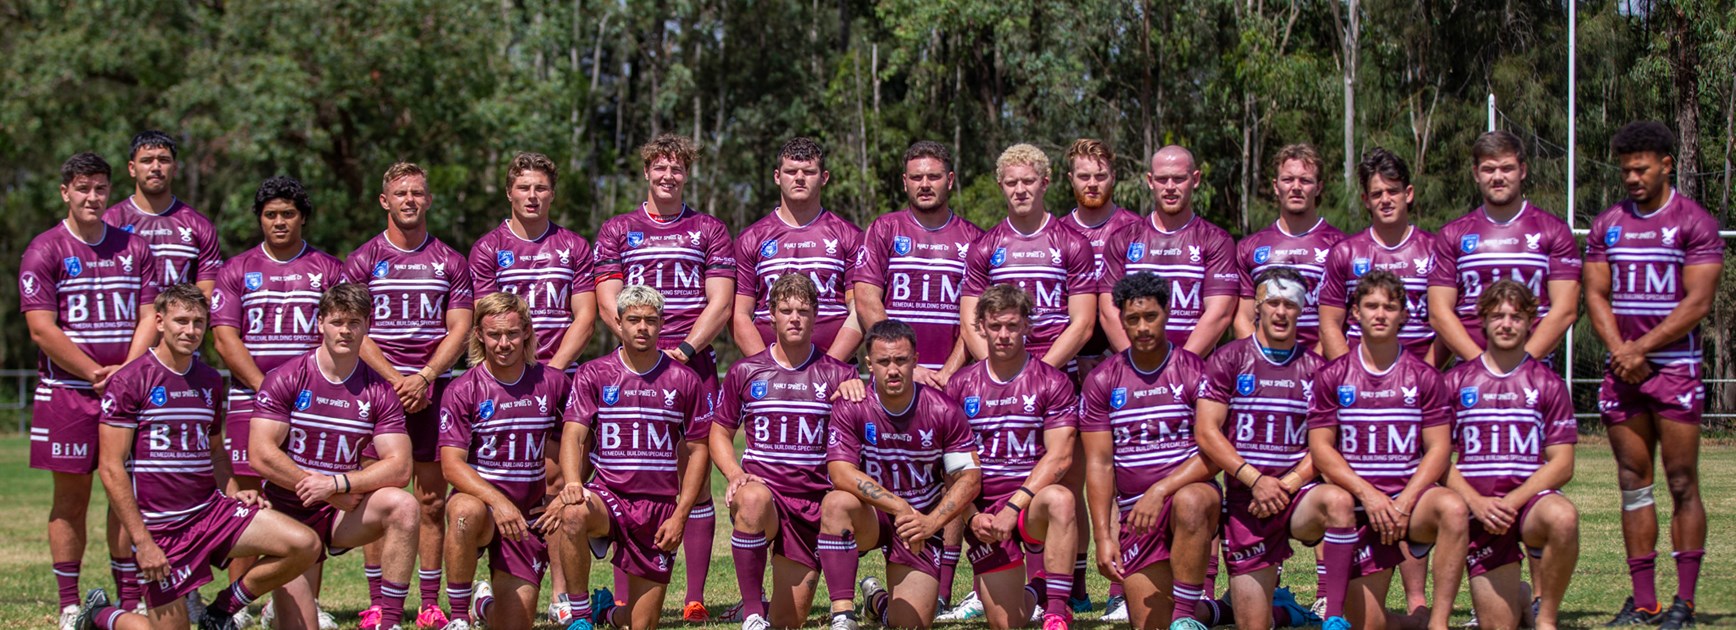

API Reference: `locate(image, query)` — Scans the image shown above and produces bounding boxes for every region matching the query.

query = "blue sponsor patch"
[1236,374,1255,396]
[63,257,83,277]
[1459,386,1479,408]
[963,396,981,418]
[1352,258,1371,277]
[989,247,1007,267]
[479,399,496,420]
[601,385,620,406]
[496,250,516,269]
[1253,246,1271,265]
[1337,385,1357,407]
[759,239,779,258]
[1460,234,1480,254]
[149,386,168,407]
[627,231,645,248]
[372,260,390,278]
[1110,387,1128,410]
[295,389,313,411]
[892,235,912,256]
[1127,242,1146,262]
[244,272,263,291]
[121,224,137,233]
[750,380,768,400]
[1604,225,1622,246]
[864,420,879,445]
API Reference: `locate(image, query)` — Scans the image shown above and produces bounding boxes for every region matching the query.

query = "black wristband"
[1016,486,1036,498]
[1233,462,1249,484]
[677,341,697,359]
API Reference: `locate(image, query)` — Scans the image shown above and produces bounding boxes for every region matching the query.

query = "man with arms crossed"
[1585,121,1724,629]
[1317,149,1443,364]
[103,131,223,296]
[77,283,321,630]
[1429,131,1581,363]
[343,162,475,628]
[22,152,161,628]
[1196,266,1352,630]
[734,137,865,360]
[712,274,861,630]
[945,285,1081,630]
[249,283,422,630]
[437,292,573,630]
[558,286,711,630]
[1442,280,1580,630]
[1232,144,1347,352]
[819,320,981,630]
[1306,271,1469,630]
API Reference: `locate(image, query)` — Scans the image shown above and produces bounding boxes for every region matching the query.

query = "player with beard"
[734,137,865,361]
[1429,131,1581,363]
[1317,149,1442,364]
[250,283,421,630]
[22,153,162,628]
[558,286,711,630]
[1585,121,1724,629]
[436,292,573,630]
[1062,139,1142,379]
[962,144,1096,376]
[102,131,223,296]
[818,320,980,630]
[1232,144,1348,352]
[944,285,1081,630]
[711,274,861,630]
[592,135,735,621]
[75,283,322,630]
[1097,146,1239,359]
[1197,267,1352,630]
[1307,271,1469,630]
[1081,273,1226,630]
[1441,280,1579,630]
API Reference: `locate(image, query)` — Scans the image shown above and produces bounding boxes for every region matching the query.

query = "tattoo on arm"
[857,478,885,500]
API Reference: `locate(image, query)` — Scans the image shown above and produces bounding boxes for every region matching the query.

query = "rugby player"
[1062,138,1141,379]
[1232,144,1347,352]
[102,131,223,296]
[1317,149,1443,364]
[1442,280,1579,630]
[22,152,161,627]
[1584,121,1724,629]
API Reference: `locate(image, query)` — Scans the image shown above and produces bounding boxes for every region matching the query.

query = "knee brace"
[1620,484,1655,511]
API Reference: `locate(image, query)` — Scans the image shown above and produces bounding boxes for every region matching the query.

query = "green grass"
[2,437,1732,628]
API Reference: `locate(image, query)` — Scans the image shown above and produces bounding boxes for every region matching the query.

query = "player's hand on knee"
[725,474,763,507]
[327,493,361,511]
[1095,543,1123,581]
[1250,476,1289,519]
[989,506,1020,542]
[969,513,999,543]
[534,505,564,535]
[232,489,270,509]
[136,541,171,582]
[1128,491,1166,534]
[559,481,588,508]
[492,501,528,541]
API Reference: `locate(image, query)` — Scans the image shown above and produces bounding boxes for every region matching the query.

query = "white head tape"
[1258,277,1308,308]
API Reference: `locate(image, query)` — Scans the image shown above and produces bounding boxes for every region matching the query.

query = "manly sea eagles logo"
[20,272,39,297]
[892,235,913,256]
[663,388,678,408]
[1413,257,1432,276]
[824,238,840,255]
[101,396,116,415]
[1525,233,1542,251]
[119,254,134,273]
[295,389,313,411]
[373,260,391,278]
[687,230,702,246]
[497,250,516,269]
[179,227,195,243]
[627,231,645,248]
[1524,387,1539,408]
[432,262,446,277]
[1253,246,1271,265]
[1337,385,1357,407]
[1604,225,1622,247]
[989,247,1007,268]
[1236,374,1256,396]
[479,399,496,420]
[63,257,84,277]
[556,248,572,266]
[955,242,970,260]
[357,400,372,420]
[759,239,779,258]
[1170,383,1186,403]
[919,428,935,448]
[814,382,828,401]
[307,273,324,291]
[150,386,168,407]
[1402,386,1419,406]
[245,272,264,291]
[963,396,981,418]
[1049,247,1063,265]
[1352,258,1371,277]
[1127,242,1146,263]
[1460,386,1479,408]
[750,380,769,400]
[201,388,214,407]
[1187,245,1202,264]
[601,385,621,406]
[1301,379,1315,403]
[1460,234,1480,254]
[1314,248,1330,263]
[1662,227,1680,247]
[536,395,549,414]
[1021,394,1037,413]
[439,409,452,432]
[1110,387,1128,410]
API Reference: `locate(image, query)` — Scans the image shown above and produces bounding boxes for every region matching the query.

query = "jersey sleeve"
[1426,224,1461,288]
[1203,228,1239,297]
[1305,365,1342,430]
[1417,368,1452,428]
[131,240,164,306]
[195,223,224,283]
[210,263,243,329]
[98,368,142,429]
[1234,238,1257,299]
[734,227,761,299]
[825,402,863,464]
[338,244,372,285]
[568,235,596,295]
[369,381,409,436]
[682,377,711,443]
[252,370,294,425]
[1316,242,1352,309]
[1540,376,1578,447]
[18,241,59,313]
[704,218,737,280]
[562,366,598,430]
[1545,222,1584,282]
[446,248,476,311]
[712,363,747,431]
[940,398,975,455]
[961,232,992,298]
[1582,209,1613,263]
[591,218,624,282]
[848,219,890,288]
[1078,370,1112,432]
[468,236,499,297]
[1043,371,1080,430]
[1095,230,1131,293]
[1064,231,1097,296]
[1684,211,1727,266]
[1199,349,1235,405]
[436,380,474,451]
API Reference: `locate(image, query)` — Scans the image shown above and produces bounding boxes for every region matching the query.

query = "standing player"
[1196,267,1352,630]
[1098,146,1240,358]
[1442,280,1580,630]
[1429,131,1582,363]
[961,144,1096,373]
[1062,138,1142,378]
[437,292,572,630]
[102,131,223,296]
[819,320,981,630]
[852,140,984,386]
[21,152,160,627]
[1317,148,1442,363]
[1080,273,1223,630]
[467,151,597,371]
[593,135,735,620]
[1306,271,1469,630]
[78,283,322,630]
[558,285,711,630]
[711,274,860,630]
[1232,144,1347,351]
[945,285,1081,630]
[248,283,422,630]
[342,163,475,628]
[1584,121,1724,629]
[733,137,865,361]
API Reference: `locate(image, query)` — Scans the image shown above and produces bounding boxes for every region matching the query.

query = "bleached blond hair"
[995,143,1051,181]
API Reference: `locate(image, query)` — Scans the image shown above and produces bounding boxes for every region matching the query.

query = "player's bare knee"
[1173,486,1218,529]
[1432,491,1469,528]
[820,490,862,527]
[1318,485,1356,526]
[1035,484,1074,521]
[560,502,593,537]
[1662,466,1699,502]
[735,482,773,514]
[379,489,421,532]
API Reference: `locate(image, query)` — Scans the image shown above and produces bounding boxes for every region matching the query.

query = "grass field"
[1,436,1732,628]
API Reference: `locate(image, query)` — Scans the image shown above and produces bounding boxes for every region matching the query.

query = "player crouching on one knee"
[1442,280,1579,630]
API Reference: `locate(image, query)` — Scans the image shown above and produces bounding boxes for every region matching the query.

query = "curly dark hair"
[252,175,314,219]
[1610,121,1675,159]
[1112,272,1171,312]
[778,137,826,171]
[129,130,177,160]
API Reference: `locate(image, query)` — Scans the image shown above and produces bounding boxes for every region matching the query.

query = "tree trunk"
[1669,0,1700,200]
[1332,0,1360,212]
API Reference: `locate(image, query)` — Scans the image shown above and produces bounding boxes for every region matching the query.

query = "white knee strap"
[1621,485,1655,511]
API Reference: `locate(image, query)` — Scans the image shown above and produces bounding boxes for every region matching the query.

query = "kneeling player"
[820,320,981,630]
[1195,267,1352,630]
[250,283,422,630]
[439,292,573,630]
[1307,271,1469,630]
[79,283,322,630]
[559,285,711,630]
[945,285,1080,630]
[1081,273,1222,630]
[1443,280,1578,630]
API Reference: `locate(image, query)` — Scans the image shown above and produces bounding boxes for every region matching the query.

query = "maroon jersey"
[827,385,975,512]
[103,197,223,286]
[341,233,474,373]
[1430,203,1582,345]
[565,352,710,499]
[211,243,344,377]
[945,356,1078,506]
[1317,227,1441,356]
[1584,191,1727,366]
[439,364,572,508]
[1234,218,1348,350]
[734,210,864,349]
[1099,214,1241,348]
[467,221,596,366]
[1067,206,1144,282]
[1199,337,1326,488]
[253,352,408,505]
[848,209,984,370]
[1306,352,1451,495]
[714,348,861,500]
[18,223,161,386]
[1445,356,1576,497]
[593,205,736,341]
[963,216,1096,357]
[99,351,227,530]
[1079,347,1210,511]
